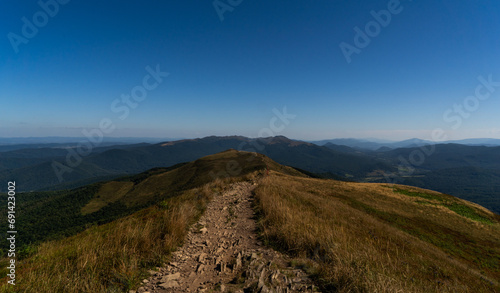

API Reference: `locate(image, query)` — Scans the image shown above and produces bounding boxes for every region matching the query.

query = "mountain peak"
[257,135,313,146]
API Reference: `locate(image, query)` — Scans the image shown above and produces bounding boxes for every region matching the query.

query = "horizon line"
[0,135,499,143]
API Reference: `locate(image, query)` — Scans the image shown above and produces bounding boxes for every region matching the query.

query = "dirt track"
[138,181,320,293]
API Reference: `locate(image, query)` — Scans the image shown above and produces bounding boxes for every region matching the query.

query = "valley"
[2,136,500,214]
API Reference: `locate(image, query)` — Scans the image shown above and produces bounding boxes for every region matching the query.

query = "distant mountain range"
[312,137,500,150]
[0,136,395,192]
[0,136,172,146]
[1,135,499,214]
[0,137,175,153]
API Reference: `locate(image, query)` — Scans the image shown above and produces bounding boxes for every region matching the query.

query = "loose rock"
[141,181,320,292]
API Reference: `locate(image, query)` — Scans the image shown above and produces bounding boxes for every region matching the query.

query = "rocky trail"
[137,181,321,293]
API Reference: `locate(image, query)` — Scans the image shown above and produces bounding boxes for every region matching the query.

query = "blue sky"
[1,0,500,141]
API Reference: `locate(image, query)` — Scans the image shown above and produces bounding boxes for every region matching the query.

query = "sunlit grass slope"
[0,150,297,292]
[82,149,304,213]
[2,150,499,293]
[254,171,500,292]
[6,150,292,251]
[0,179,223,292]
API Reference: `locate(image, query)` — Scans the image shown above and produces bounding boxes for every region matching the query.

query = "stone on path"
[140,181,320,292]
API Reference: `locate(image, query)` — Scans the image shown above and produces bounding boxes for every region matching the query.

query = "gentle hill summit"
[2,150,303,249]
[1,150,499,292]
[82,149,304,214]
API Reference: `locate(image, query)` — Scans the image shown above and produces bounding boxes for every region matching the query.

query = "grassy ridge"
[2,150,499,292]
[0,150,269,292]
[254,172,500,292]
[0,179,233,292]
[0,150,275,254]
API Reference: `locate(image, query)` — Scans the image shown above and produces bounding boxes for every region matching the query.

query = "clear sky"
[2,0,500,141]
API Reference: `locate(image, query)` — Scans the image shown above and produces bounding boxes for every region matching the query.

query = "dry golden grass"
[0,178,233,293]
[0,151,270,293]
[2,149,499,293]
[254,171,500,292]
